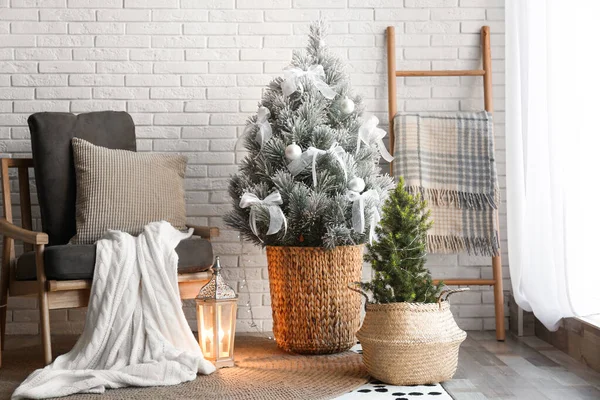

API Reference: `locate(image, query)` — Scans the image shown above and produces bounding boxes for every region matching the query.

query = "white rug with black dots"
[335,343,452,399]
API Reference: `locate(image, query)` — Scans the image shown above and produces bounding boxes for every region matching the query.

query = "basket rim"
[266,244,364,251]
[365,301,451,312]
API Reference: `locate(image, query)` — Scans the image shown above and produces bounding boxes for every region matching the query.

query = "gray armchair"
[0,111,218,367]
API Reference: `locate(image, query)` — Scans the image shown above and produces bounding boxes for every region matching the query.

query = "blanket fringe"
[407,186,499,210]
[427,234,499,257]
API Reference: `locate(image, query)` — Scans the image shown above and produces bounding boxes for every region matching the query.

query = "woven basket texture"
[266,245,363,355]
[357,301,466,385]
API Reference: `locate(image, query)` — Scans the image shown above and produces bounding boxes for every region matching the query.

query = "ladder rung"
[396,69,485,77]
[433,279,496,286]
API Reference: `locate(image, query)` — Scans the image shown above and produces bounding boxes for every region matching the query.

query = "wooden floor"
[2,332,600,399]
[447,331,600,399]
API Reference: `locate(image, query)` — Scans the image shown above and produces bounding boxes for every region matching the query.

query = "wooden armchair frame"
[0,158,219,367]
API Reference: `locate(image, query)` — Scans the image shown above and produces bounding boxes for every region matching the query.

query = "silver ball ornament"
[285,142,302,161]
[348,177,365,193]
[340,96,355,114]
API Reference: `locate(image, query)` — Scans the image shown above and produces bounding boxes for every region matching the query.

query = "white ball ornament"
[340,96,355,114]
[348,177,366,193]
[285,142,302,161]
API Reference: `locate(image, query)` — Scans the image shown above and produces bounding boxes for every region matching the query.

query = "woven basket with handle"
[355,289,467,385]
[266,245,363,355]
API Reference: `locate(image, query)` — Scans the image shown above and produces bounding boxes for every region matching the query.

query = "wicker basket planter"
[266,245,363,355]
[356,298,466,385]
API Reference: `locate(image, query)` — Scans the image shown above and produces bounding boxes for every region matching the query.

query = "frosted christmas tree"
[225,21,395,249]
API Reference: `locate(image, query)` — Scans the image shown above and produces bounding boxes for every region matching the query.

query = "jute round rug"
[0,335,368,400]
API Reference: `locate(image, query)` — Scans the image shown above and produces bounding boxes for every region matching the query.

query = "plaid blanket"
[393,111,499,257]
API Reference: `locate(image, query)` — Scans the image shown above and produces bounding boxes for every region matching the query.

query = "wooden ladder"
[386,26,505,341]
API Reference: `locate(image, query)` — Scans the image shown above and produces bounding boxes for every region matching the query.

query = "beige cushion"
[71,137,188,244]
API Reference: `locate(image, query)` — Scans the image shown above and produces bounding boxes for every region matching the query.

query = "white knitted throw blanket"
[12,221,216,400]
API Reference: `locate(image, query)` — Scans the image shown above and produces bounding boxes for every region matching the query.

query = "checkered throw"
[393,111,499,257]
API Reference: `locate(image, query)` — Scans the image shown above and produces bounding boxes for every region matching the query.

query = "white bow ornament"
[239,192,287,241]
[357,115,394,162]
[242,106,273,150]
[281,64,337,100]
[287,142,347,187]
[347,189,381,244]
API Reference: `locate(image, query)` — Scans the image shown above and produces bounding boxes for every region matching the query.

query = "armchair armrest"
[0,218,48,245]
[186,224,219,240]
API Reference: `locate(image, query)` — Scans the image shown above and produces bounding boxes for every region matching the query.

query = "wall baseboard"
[508,294,600,373]
[508,294,535,336]
[534,317,600,373]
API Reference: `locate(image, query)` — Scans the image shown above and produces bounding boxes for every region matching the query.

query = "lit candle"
[219,328,228,357]
[203,328,213,357]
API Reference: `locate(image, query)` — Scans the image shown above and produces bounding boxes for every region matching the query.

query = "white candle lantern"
[196,257,238,368]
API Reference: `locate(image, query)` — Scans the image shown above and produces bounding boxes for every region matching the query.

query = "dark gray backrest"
[28,111,136,246]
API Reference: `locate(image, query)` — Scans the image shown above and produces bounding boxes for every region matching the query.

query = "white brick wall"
[1,0,507,335]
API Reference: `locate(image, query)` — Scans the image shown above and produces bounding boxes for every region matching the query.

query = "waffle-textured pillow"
[71,137,188,244]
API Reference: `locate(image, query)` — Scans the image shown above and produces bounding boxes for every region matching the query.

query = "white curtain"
[506,0,600,331]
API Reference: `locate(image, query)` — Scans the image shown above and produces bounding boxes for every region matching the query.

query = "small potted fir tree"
[353,178,467,385]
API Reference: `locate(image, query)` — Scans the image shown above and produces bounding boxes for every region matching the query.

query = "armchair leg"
[0,274,6,369]
[35,244,52,365]
[1,236,12,361]
[0,272,6,353]
[0,282,6,355]
[0,298,6,353]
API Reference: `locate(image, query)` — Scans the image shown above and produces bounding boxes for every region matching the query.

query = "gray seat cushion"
[28,111,136,246]
[15,237,213,281]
